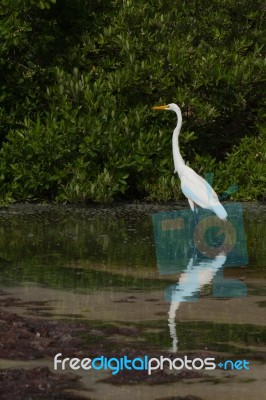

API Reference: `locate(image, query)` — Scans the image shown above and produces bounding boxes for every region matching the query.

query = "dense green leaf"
[0,0,265,202]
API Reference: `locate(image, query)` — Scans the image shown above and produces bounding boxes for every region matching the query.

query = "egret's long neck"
[172,109,185,175]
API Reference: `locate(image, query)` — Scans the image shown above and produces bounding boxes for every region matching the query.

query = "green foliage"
[193,124,266,201]
[0,0,265,202]
[218,125,266,201]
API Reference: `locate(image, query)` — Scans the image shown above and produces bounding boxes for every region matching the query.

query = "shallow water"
[0,202,266,399]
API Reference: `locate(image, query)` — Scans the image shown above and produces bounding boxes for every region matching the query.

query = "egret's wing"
[180,166,219,209]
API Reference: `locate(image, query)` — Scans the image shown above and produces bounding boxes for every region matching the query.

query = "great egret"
[152,103,227,220]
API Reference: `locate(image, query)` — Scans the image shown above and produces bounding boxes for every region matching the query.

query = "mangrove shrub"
[0,0,265,202]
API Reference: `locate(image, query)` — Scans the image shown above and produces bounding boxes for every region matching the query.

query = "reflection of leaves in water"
[0,204,265,291]
[245,214,266,270]
[0,206,156,269]
[0,206,159,289]
[0,263,174,292]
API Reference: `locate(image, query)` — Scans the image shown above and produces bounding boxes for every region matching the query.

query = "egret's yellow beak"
[151,105,169,110]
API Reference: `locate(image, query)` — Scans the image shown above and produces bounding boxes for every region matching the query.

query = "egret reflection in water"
[152,204,248,352]
[167,251,227,352]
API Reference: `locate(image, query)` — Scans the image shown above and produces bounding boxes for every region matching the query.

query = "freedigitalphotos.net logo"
[53,353,250,375]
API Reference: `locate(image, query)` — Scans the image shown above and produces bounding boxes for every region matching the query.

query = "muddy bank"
[0,290,213,400]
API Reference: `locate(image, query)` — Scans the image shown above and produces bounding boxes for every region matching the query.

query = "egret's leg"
[194,204,199,224]
[187,198,194,212]
[188,199,198,224]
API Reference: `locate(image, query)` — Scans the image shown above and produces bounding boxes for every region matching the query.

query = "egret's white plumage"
[152,103,227,220]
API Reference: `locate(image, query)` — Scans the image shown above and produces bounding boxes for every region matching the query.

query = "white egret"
[152,103,227,220]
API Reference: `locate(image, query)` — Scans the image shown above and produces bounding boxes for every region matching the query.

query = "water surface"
[0,202,265,400]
